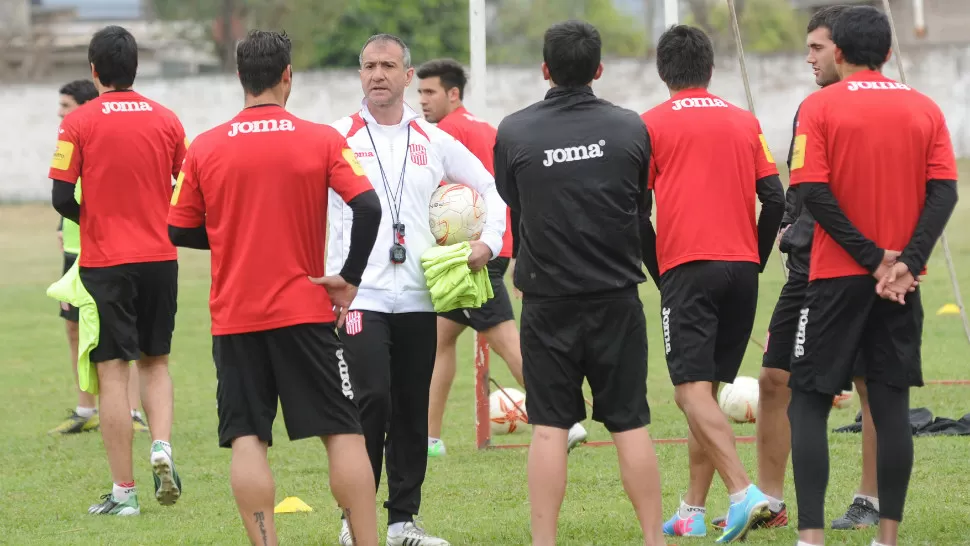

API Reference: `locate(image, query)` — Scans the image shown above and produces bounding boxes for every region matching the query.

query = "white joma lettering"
[335,349,354,400]
[662,307,672,356]
[847,81,911,92]
[227,119,296,137]
[101,101,153,114]
[542,140,605,167]
[671,97,728,111]
[793,308,810,358]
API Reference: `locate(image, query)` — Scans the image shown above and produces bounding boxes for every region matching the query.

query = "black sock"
[789,388,833,530]
[866,381,913,522]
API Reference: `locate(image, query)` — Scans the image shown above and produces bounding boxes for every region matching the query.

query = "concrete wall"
[3,44,970,201]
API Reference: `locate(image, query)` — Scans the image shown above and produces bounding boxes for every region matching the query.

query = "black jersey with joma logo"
[494,85,651,298]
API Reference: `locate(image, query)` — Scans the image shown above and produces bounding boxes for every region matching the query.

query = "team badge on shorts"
[345,311,363,336]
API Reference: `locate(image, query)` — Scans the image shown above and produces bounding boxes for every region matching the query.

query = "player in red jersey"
[787,7,958,546]
[639,25,785,543]
[416,58,588,457]
[168,31,382,546]
[49,25,186,516]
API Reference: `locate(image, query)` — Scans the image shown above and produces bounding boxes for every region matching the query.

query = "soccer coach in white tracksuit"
[325,33,506,546]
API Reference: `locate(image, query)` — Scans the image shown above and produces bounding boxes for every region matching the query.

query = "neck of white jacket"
[367,99,405,126]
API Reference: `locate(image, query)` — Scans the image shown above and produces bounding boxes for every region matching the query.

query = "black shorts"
[212,323,362,448]
[438,257,515,331]
[521,287,650,433]
[659,260,759,385]
[790,276,924,396]
[59,252,80,322]
[79,260,178,363]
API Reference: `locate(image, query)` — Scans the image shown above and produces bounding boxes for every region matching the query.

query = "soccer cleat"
[386,522,451,546]
[132,414,149,433]
[89,493,139,516]
[427,438,447,458]
[663,512,708,537]
[567,422,588,453]
[831,497,879,530]
[49,410,99,435]
[713,502,788,530]
[338,519,354,546]
[716,485,771,543]
[150,441,182,506]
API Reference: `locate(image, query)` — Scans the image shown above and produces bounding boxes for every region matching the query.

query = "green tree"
[684,0,806,54]
[311,0,471,68]
[488,0,647,64]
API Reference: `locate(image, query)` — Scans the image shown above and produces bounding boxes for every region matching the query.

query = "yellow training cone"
[274,496,313,514]
[937,303,961,316]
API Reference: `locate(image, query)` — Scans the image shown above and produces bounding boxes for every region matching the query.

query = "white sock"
[729,485,751,505]
[766,494,784,513]
[796,541,819,546]
[131,409,142,419]
[152,440,172,459]
[388,522,406,534]
[677,500,705,519]
[76,406,97,419]
[871,541,889,546]
[112,482,136,502]
[855,493,880,511]
[428,437,440,446]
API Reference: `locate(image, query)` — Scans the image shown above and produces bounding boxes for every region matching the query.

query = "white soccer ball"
[489,388,528,435]
[718,376,759,423]
[833,386,855,409]
[428,183,487,246]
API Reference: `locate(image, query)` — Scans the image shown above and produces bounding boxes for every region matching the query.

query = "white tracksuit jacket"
[326,101,507,314]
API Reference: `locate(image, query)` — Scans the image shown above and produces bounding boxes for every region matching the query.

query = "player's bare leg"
[528,424,569,546]
[97,359,134,485]
[128,365,148,431]
[756,368,791,500]
[676,382,749,492]
[684,424,717,507]
[230,436,279,546]
[428,317,466,440]
[324,434,379,546]
[612,427,666,546]
[482,320,525,386]
[138,354,181,505]
[137,355,173,442]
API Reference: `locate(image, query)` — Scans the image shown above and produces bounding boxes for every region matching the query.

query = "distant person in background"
[50,26,186,516]
[416,58,588,457]
[49,78,149,437]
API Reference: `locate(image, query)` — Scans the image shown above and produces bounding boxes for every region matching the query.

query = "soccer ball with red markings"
[489,388,528,435]
[718,376,759,423]
[833,387,855,409]
[428,183,487,245]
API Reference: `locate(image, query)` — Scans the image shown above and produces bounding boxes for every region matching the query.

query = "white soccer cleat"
[567,422,588,453]
[339,519,354,546]
[386,522,451,546]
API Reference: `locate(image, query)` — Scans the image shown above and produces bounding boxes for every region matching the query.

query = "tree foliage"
[684,0,807,54]
[488,0,646,64]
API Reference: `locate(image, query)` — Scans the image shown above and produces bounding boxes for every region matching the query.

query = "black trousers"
[338,310,437,524]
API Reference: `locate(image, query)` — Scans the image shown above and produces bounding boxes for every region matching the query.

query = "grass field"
[2,168,970,545]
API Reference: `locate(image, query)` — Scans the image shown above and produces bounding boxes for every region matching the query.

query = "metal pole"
[882,0,970,345]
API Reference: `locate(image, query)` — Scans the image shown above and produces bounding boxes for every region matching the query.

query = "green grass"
[3,166,970,544]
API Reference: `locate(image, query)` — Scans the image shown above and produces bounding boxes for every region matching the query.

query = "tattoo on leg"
[254,511,268,546]
[343,507,356,545]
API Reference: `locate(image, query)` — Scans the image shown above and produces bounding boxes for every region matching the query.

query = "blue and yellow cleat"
[716,485,771,543]
[663,512,707,537]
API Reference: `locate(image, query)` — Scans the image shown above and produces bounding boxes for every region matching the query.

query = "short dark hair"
[807,5,850,33]
[359,34,411,68]
[59,79,98,104]
[236,30,292,96]
[416,59,468,100]
[88,25,138,89]
[831,6,892,70]
[656,25,714,90]
[542,20,601,88]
